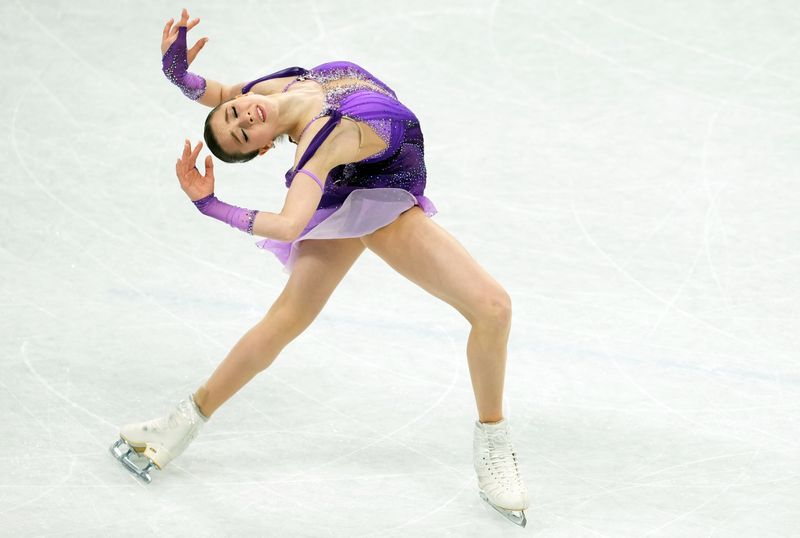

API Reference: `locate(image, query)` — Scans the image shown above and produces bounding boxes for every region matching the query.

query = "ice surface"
[1,0,798,536]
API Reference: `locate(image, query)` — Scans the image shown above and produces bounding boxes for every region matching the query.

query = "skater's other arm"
[277,158,332,242]
[176,140,294,242]
[278,126,360,241]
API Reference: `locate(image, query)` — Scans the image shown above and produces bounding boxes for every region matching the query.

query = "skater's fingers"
[186,17,200,32]
[179,8,189,26]
[190,141,203,163]
[180,146,192,170]
[187,38,207,63]
[162,18,173,41]
[177,154,187,176]
[204,154,213,177]
[181,139,191,160]
[168,13,182,36]
[175,159,185,184]
[193,37,209,51]
[185,149,199,170]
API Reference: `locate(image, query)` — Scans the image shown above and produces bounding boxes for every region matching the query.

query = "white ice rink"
[2,0,798,536]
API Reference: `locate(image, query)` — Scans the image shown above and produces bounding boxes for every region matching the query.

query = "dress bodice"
[241,61,427,210]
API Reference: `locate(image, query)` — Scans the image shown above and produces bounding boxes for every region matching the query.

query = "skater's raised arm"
[161,9,246,108]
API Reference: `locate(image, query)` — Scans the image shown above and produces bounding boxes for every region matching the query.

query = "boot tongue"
[482,420,508,437]
[481,418,506,429]
[488,429,508,444]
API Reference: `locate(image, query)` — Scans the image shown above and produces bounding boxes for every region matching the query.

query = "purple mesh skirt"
[255,188,437,274]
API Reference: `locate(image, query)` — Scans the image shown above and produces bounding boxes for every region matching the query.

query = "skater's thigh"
[272,238,365,325]
[360,207,510,323]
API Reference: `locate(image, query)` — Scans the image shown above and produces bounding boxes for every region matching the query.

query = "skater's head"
[204,93,280,163]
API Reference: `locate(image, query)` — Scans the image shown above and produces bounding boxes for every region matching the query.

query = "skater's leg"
[361,207,528,525]
[194,238,365,417]
[360,207,512,423]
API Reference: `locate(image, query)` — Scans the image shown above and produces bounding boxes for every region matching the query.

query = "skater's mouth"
[256,105,266,123]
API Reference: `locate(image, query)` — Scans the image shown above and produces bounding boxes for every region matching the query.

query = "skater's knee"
[469,288,512,329]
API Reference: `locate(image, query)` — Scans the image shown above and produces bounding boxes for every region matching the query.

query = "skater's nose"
[236,113,252,129]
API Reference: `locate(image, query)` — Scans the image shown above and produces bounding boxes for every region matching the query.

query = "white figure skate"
[473,418,530,527]
[109,395,208,483]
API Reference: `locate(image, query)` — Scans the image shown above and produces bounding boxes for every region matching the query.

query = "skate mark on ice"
[578,0,797,83]
[353,474,474,537]
[643,444,764,536]
[14,0,177,119]
[230,324,465,515]
[694,35,800,362]
[21,341,116,428]
[540,8,797,121]
[0,456,77,515]
[18,79,281,296]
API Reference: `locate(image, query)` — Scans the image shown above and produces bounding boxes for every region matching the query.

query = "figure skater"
[110,8,529,527]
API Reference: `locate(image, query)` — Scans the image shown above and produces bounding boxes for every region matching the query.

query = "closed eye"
[242,129,248,143]
[232,106,238,119]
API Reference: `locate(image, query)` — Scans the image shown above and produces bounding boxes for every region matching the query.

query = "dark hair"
[203,104,258,164]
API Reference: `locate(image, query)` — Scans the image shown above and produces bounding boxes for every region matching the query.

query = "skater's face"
[206,93,278,162]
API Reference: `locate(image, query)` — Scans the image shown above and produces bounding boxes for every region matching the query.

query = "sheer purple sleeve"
[192,194,258,235]
[162,27,206,100]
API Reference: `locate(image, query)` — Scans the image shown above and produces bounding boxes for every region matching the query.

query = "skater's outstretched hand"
[176,140,215,202]
[161,8,207,65]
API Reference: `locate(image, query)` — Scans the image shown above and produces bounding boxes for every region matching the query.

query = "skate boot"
[473,418,530,527]
[109,394,208,483]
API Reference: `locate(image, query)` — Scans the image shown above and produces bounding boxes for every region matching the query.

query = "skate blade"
[479,491,527,528]
[109,439,156,484]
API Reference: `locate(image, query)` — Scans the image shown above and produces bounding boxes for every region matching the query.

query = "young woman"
[110,8,529,527]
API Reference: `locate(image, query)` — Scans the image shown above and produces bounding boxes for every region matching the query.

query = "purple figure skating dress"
[240,61,437,273]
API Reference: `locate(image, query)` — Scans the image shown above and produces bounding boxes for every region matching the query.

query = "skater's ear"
[257,141,275,156]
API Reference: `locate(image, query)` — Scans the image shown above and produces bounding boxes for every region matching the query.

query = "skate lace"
[486,430,523,489]
[150,411,180,431]
[147,400,200,439]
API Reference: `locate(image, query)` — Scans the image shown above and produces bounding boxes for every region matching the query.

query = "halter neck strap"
[241,66,308,94]
[291,112,326,145]
[296,109,343,171]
